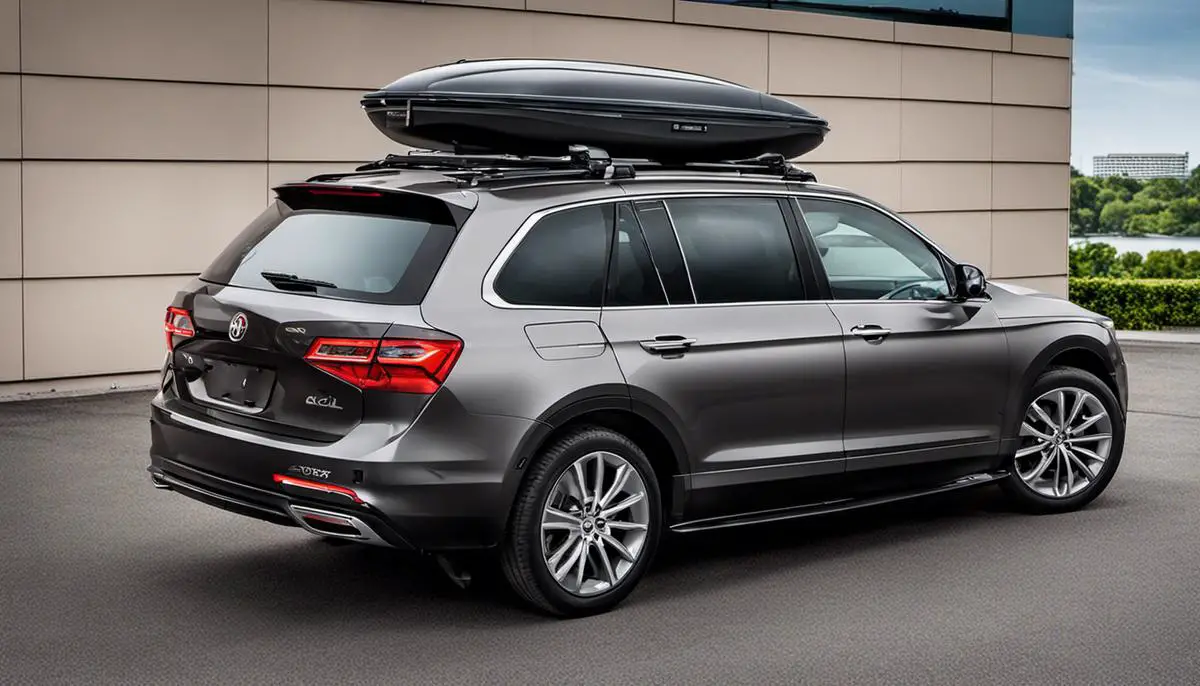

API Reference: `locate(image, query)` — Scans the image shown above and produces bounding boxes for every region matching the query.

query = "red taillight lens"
[164,307,195,350]
[303,336,462,394]
[273,474,363,504]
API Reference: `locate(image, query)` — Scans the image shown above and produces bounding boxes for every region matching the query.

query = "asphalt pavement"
[2,344,1199,685]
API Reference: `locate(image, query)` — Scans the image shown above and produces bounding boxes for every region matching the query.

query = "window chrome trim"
[480,189,968,310]
[657,200,700,304]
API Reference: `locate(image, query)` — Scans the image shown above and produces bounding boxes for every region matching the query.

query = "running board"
[671,471,1007,534]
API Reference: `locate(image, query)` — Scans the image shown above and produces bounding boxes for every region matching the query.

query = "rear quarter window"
[493,204,615,308]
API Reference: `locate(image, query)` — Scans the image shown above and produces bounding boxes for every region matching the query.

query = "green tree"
[1070,176,1101,234]
[1116,251,1144,277]
[1100,175,1142,201]
[1069,242,1119,277]
[1137,177,1184,202]
[1099,200,1133,234]
[1141,249,1189,278]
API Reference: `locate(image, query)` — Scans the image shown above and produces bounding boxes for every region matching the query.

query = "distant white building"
[1092,153,1190,180]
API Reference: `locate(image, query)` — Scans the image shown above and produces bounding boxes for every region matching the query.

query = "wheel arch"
[503,387,691,526]
[1004,332,1120,441]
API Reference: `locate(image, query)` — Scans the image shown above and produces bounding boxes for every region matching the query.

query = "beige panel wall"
[269,87,407,161]
[0,162,19,278]
[22,77,267,160]
[770,34,900,97]
[904,211,993,273]
[992,211,1069,278]
[23,276,191,380]
[2,0,1073,384]
[21,0,268,84]
[0,0,16,73]
[799,98,900,163]
[0,281,20,381]
[0,75,18,158]
[529,0,674,22]
[22,162,267,278]
[900,45,992,103]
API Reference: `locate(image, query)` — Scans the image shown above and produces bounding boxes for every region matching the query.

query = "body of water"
[1069,235,1200,256]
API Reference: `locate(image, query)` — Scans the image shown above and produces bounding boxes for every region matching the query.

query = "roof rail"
[306,146,817,186]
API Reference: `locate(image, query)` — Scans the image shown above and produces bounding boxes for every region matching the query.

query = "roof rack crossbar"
[307,147,817,185]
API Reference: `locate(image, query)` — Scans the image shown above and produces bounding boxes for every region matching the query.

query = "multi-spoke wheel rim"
[540,451,650,597]
[1016,387,1113,498]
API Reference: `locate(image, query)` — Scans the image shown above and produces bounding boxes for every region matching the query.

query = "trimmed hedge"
[1069,278,1200,331]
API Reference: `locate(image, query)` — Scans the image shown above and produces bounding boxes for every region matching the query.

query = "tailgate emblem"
[228,312,249,342]
[306,394,343,411]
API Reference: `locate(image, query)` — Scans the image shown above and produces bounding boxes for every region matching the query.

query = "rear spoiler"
[271,182,476,229]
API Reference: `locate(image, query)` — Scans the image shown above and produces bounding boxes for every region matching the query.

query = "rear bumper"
[149,391,541,552]
[149,458,409,549]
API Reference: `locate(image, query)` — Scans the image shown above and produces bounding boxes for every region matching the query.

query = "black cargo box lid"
[360,59,830,163]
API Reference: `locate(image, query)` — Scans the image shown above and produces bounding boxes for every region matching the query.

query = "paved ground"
[2,344,1199,685]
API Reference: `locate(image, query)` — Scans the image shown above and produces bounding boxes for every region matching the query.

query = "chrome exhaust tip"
[286,504,391,548]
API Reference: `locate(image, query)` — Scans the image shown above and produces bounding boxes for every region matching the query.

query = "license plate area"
[193,360,277,414]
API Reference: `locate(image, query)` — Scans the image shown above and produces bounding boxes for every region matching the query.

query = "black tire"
[501,426,662,618]
[999,365,1126,514]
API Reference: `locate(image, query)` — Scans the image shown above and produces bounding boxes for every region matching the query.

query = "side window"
[494,204,613,307]
[797,198,951,301]
[663,197,805,304]
[608,204,668,307]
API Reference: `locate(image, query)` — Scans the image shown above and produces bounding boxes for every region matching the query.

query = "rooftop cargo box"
[360,59,829,163]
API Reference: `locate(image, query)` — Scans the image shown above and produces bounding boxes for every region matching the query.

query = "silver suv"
[149,151,1128,617]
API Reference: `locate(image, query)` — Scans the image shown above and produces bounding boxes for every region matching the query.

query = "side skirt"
[670,471,1006,534]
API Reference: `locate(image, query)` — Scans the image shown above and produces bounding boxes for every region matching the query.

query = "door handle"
[850,325,892,341]
[639,336,696,354]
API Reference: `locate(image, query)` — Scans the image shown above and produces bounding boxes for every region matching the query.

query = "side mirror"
[954,263,987,300]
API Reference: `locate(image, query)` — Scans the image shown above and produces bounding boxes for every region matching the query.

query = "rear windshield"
[201,203,457,305]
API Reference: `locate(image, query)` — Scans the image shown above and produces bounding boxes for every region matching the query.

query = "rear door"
[599,195,846,521]
[794,195,1009,483]
[164,185,464,443]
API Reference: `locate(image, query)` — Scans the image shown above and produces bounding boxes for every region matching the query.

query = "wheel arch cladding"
[507,393,690,524]
[1005,333,1120,439]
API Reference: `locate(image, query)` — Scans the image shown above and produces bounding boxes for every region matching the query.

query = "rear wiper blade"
[260,271,337,291]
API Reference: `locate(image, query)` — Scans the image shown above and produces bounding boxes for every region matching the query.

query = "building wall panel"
[993,53,1072,108]
[798,97,900,163]
[769,34,901,98]
[269,87,406,162]
[993,163,1070,210]
[23,275,191,379]
[0,162,19,278]
[0,281,21,381]
[0,75,18,158]
[22,162,265,278]
[22,77,267,160]
[20,0,268,84]
[900,45,993,104]
[901,101,992,162]
[991,210,1069,278]
[901,163,992,213]
[903,211,992,273]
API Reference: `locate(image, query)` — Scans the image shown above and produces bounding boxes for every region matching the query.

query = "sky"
[1072,0,1200,173]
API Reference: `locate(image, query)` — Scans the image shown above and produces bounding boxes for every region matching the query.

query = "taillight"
[273,474,363,504]
[304,336,462,394]
[164,307,195,350]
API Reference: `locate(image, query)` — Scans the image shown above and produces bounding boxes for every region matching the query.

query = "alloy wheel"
[540,451,651,596]
[1015,387,1114,499]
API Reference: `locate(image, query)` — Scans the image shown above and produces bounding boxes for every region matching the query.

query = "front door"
[795,196,1009,485]
[599,196,846,520]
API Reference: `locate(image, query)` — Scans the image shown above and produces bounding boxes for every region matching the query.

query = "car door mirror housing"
[953,263,987,300]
